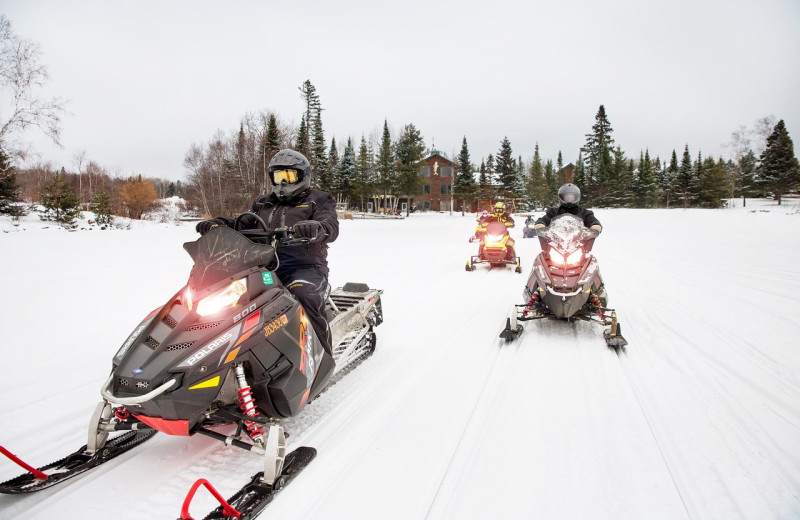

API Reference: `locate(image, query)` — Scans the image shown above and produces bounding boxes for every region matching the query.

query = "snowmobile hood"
[183,226,275,290]
[540,214,597,254]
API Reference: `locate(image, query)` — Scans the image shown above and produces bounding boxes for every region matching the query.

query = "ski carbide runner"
[200,447,316,520]
[0,429,156,494]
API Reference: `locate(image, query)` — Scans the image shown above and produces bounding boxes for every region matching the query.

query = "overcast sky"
[3,0,799,181]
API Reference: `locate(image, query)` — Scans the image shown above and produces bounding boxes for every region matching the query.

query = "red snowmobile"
[499,214,627,349]
[466,221,522,273]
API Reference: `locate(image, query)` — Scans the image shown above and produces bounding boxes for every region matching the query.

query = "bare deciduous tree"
[0,15,66,157]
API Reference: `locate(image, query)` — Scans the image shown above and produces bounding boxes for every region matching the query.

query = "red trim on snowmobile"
[133,415,190,436]
[179,478,241,519]
[0,445,49,480]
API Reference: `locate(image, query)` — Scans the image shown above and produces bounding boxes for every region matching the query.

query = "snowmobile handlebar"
[232,212,315,247]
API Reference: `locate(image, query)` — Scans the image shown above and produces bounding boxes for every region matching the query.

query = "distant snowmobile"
[499,214,627,349]
[1,213,383,518]
[466,221,522,273]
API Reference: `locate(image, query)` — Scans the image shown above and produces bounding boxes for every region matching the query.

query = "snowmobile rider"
[195,149,339,356]
[478,201,516,260]
[535,184,602,232]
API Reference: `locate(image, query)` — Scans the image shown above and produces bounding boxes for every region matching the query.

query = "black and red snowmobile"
[0,213,383,518]
[466,221,522,273]
[499,214,627,350]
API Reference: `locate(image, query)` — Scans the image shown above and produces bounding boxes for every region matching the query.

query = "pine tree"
[514,154,525,199]
[40,170,81,228]
[662,150,678,208]
[0,146,21,215]
[395,123,426,216]
[636,150,658,207]
[739,150,758,204]
[608,147,633,207]
[485,153,495,183]
[90,189,114,226]
[581,105,615,205]
[298,80,321,149]
[544,159,556,202]
[354,136,375,211]
[676,145,693,208]
[294,115,310,157]
[525,143,547,209]
[375,120,395,213]
[757,119,799,204]
[556,151,566,186]
[689,151,703,207]
[258,113,282,188]
[335,138,356,206]
[328,137,340,202]
[495,137,516,192]
[311,112,329,191]
[453,136,476,213]
[698,157,727,208]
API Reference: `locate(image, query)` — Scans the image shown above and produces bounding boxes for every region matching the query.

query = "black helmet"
[558,183,581,208]
[268,149,312,202]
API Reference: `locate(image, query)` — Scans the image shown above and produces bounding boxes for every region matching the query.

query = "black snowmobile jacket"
[221,189,339,274]
[536,205,601,228]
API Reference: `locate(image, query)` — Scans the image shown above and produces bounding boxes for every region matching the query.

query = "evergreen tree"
[514,154,526,199]
[394,123,426,216]
[757,119,799,204]
[298,80,321,148]
[478,159,488,188]
[689,151,703,207]
[485,153,495,182]
[697,157,727,208]
[739,150,758,204]
[294,115,310,157]
[40,170,81,228]
[675,145,693,208]
[636,150,659,207]
[608,147,633,207]
[311,112,329,191]
[544,159,556,202]
[354,136,375,211]
[662,150,679,208]
[335,137,356,206]
[375,120,395,213]
[90,189,114,226]
[495,137,516,192]
[257,113,282,188]
[525,143,547,208]
[556,151,566,186]
[328,137,340,201]
[581,105,615,205]
[453,136,477,212]
[0,146,21,215]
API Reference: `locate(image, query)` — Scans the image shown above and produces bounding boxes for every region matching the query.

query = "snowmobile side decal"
[133,415,190,436]
[263,314,289,337]
[224,347,241,364]
[178,330,237,368]
[189,376,220,390]
[262,272,274,285]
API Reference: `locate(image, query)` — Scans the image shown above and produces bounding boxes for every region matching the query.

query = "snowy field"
[1,199,799,520]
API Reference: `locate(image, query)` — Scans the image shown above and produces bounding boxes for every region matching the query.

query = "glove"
[293,220,325,241]
[590,224,602,233]
[534,223,546,230]
[196,218,225,235]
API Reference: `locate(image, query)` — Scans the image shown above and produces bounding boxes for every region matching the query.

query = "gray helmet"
[558,183,581,208]
[268,149,312,202]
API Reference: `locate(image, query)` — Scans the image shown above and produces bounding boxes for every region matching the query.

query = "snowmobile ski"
[0,429,156,494]
[192,446,316,520]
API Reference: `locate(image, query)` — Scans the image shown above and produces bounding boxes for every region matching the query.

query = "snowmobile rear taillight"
[548,248,583,266]
[194,278,248,317]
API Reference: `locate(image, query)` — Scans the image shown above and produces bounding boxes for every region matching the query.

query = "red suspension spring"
[236,386,264,439]
[590,295,605,318]
[522,294,540,317]
[114,406,130,421]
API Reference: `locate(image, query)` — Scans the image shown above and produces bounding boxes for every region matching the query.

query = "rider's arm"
[311,192,340,244]
[535,208,555,227]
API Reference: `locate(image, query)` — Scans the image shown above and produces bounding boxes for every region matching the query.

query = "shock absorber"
[234,364,265,443]
[522,293,540,317]
[590,294,605,318]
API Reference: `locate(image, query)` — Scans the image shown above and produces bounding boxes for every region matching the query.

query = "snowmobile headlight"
[196,278,248,317]
[548,249,565,264]
[565,249,583,266]
[486,234,504,245]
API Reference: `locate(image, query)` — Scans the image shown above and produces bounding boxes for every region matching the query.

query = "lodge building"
[415,152,455,212]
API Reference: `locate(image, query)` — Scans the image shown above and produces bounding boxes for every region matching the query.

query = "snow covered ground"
[1,199,799,519]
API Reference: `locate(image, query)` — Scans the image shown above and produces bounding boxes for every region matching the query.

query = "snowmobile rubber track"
[201,446,317,520]
[0,428,156,494]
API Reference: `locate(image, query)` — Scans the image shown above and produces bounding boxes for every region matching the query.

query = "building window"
[440,166,453,177]
[424,183,430,194]
[440,184,451,195]
[420,166,431,177]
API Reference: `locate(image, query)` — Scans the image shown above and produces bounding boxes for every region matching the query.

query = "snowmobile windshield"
[485,221,508,236]
[540,214,596,254]
[183,226,276,290]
